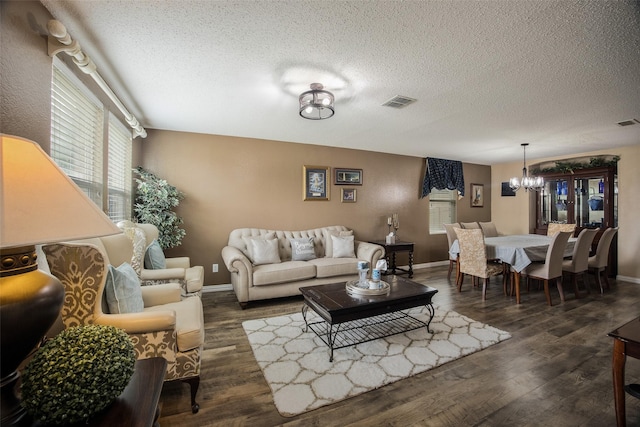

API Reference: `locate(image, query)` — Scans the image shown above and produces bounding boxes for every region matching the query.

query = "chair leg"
[582,271,591,295]
[556,276,565,303]
[482,278,488,300]
[448,260,455,280]
[543,279,552,306]
[182,376,200,414]
[570,273,580,299]
[603,266,612,290]
[594,267,605,294]
[457,272,464,292]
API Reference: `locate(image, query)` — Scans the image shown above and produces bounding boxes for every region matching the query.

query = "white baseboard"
[202,284,233,293]
[616,275,640,285]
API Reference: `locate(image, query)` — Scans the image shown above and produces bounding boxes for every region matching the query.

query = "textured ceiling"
[41,0,640,165]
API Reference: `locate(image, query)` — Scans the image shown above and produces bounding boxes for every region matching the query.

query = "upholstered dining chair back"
[455,227,503,300]
[460,222,480,229]
[588,227,618,269]
[443,222,460,280]
[547,223,576,237]
[479,222,498,237]
[563,228,598,273]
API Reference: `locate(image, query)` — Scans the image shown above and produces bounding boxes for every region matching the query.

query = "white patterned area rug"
[242,306,511,417]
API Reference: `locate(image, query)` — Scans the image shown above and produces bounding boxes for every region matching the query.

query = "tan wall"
[141,130,492,285]
[491,144,640,281]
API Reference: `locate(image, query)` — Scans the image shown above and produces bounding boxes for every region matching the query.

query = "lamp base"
[0,246,65,425]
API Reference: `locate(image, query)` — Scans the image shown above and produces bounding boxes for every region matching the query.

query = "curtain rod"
[46,20,147,139]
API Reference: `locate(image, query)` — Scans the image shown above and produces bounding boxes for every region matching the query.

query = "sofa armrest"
[141,283,183,306]
[141,267,186,281]
[221,246,253,304]
[94,310,176,334]
[165,257,191,269]
[355,241,386,266]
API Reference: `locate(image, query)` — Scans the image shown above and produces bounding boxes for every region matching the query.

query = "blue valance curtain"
[421,157,465,198]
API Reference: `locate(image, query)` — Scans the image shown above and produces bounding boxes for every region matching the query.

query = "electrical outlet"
[212,264,219,273]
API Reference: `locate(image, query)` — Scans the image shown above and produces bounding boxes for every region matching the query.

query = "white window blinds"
[429,189,457,234]
[108,113,132,222]
[51,59,104,208]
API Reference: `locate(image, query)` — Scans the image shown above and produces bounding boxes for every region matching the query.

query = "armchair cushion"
[145,239,167,269]
[105,263,144,314]
[146,296,204,352]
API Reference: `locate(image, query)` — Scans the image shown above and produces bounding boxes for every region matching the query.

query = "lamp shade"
[0,134,120,248]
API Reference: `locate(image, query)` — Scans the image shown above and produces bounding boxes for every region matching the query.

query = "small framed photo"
[334,168,363,185]
[470,183,484,207]
[341,188,356,203]
[303,165,330,201]
[501,182,516,197]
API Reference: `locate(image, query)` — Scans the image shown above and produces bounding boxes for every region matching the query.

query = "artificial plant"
[133,166,186,249]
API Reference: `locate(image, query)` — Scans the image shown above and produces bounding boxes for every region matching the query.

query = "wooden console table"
[368,240,414,278]
[608,317,640,427]
[26,357,167,427]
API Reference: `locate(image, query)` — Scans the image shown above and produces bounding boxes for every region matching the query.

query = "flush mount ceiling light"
[299,83,334,120]
[509,143,544,192]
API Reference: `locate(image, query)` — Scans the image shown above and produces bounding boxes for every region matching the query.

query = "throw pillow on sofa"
[323,229,354,257]
[290,237,316,261]
[242,232,276,259]
[249,238,281,265]
[144,239,166,269]
[331,235,356,258]
[104,263,144,314]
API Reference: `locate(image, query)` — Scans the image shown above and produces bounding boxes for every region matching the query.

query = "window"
[51,59,104,207]
[51,58,133,221]
[429,189,457,234]
[108,113,132,222]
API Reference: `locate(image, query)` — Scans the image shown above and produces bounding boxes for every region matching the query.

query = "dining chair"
[561,228,598,298]
[547,223,576,237]
[519,231,572,306]
[443,222,460,281]
[479,222,498,237]
[588,227,619,293]
[460,222,480,229]
[454,228,504,300]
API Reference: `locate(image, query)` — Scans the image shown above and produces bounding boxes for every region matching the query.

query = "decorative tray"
[345,279,390,296]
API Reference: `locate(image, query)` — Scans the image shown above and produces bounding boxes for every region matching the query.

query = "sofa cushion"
[253,261,316,286]
[323,229,354,257]
[145,295,204,352]
[144,239,166,269]
[248,238,281,265]
[308,257,359,278]
[105,263,144,314]
[331,235,355,258]
[290,237,317,261]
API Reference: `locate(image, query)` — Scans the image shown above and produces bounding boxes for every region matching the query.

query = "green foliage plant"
[133,166,186,249]
[531,155,620,174]
[21,325,136,425]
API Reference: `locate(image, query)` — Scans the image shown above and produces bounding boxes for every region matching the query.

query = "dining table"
[449,234,576,304]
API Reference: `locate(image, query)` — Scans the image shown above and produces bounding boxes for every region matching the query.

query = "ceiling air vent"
[382,95,417,109]
[617,119,639,127]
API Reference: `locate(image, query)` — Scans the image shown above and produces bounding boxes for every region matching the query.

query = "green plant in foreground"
[21,325,136,425]
[133,166,186,249]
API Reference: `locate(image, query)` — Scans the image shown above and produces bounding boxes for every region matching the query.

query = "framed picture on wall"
[341,188,356,203]
[470,183,484,207]
[501,182,516,196]
[334,168,363,185]
[303,165,330,201]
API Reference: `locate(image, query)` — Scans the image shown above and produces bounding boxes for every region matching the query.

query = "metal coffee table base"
[302,304,435,362]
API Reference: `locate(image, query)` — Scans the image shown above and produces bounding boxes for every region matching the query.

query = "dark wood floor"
[157,266,640,426]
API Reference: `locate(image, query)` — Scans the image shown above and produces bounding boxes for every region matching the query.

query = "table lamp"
[0,134,121,425]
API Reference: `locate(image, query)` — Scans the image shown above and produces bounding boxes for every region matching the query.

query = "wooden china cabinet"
[534,165,618,274]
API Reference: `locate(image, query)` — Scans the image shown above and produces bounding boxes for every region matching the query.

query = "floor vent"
[617,119,639,126]
[382,95,417,109]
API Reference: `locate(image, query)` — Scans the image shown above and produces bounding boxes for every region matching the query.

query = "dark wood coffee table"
[300,276,438,361]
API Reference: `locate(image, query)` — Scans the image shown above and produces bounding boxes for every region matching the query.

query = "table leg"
[613,338,627,427]
[515,271,521,304]
[392,252,397,274]
[408,250,414,278]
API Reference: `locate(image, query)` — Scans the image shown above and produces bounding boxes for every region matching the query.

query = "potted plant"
[133,166,186,249]
[21,325,136,425]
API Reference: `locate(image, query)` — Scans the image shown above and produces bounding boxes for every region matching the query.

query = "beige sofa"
[221,225,385,308]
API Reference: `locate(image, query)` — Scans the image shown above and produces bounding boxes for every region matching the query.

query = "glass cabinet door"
[574,175,605,228]
[540,178,569,226]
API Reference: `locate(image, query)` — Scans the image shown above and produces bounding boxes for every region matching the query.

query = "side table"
[368,240,414,278]
[25,357,167,427]
[608,316,640,427]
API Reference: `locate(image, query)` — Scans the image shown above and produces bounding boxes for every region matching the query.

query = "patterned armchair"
[42,241,204,413]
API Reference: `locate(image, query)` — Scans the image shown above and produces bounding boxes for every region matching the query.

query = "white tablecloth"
[450,234,576,272]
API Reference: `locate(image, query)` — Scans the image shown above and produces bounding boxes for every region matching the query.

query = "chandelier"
[299,83,334,120]
[509,143,544,192]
